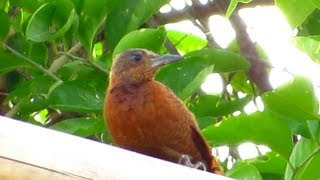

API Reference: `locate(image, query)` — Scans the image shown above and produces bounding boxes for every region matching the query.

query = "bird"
[104,49,222,174]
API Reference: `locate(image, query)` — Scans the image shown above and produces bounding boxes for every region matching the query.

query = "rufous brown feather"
[104,49,223,174]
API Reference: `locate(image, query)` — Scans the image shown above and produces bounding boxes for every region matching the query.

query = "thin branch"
[150,0,273,93]
[145,19,180,54]
[3,44,62,82]
[190,18,220,48]
[190,0,220,48]
[58,52,109,75]
[164,38,180,54]
[48,42,82,73]
[0,92,8,96]
[229,12,272,93]
[5,99,22,118]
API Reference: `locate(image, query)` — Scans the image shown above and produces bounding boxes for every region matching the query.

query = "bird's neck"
[109,76,154,93]
[109,72,153,88]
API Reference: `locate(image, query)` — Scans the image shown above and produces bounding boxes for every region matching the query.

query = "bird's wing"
[152,82,222,173]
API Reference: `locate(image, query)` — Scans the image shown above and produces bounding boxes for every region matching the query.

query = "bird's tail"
[190,125,223,174]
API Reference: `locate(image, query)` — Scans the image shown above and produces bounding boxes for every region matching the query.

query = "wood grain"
[0,116,232,180]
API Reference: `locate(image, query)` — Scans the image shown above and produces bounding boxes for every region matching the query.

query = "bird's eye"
[131,53,142,62]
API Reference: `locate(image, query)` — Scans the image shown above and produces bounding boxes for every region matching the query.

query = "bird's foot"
[178,154,207,171]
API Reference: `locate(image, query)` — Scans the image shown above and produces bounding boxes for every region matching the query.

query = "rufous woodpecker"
[104,49,222,174]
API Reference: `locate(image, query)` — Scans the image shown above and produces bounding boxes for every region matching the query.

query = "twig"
[3,44,62,82]
[229,12,272,93]
[58,52,109,75]
[5,99,22,118]
[48,42,82,73]
[191,0,220,48]
[191,18,220,48]
[145,19,180,54]
[164,38,180,54]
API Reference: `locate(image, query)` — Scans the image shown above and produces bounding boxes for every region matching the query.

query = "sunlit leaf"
[293,36,320,63]
[276,0,316,28]
[189,95,252,118]
[225,0,252,18]
[226,162,263,180]
[105,0,170,50]
[285,137,320,180]
[203,111,293,159]
[77,0,115,52]
[245,152,287,179]
[298,10,320,36]
[157,48,249,99]
[166,30,207,54]
[262,77,320,137]
[113,28,166,57]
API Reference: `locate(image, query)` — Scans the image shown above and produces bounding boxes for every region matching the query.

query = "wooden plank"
[0,156,87,180]
[0,116,232,180]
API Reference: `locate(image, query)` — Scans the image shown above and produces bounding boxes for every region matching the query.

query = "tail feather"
[190,125,223,174]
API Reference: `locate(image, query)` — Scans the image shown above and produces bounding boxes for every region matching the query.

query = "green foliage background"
[1,0,320,179]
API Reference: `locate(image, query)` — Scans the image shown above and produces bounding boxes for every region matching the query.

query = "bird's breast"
[105,81,166,147]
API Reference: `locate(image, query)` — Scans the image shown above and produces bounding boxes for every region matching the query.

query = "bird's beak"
[151,54,183,68]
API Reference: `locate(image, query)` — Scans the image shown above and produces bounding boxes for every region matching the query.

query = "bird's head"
[110,49,182,85]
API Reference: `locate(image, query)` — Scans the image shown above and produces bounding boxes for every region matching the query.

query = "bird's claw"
[178,154,207,171]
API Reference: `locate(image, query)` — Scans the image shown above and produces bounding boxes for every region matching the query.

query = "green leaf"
[285,137,320,180]
[229,71,254,94]
[225,0,252,18]
[156,48,249,99]
[5,76,55,114]
[113,27,166,57]
[77,0,115,52]
[298,10,320,36]
[185,48,250,73]
[0,9,10,40]
[190,95,220,117]
[48,79,106,112]
[156,57,214,99]
[294,151,320,180]
[26,1,78,42]
[246,152,287,178]
[10,33,48,66]
[189,95,252,118]
[312,0,320,8]
[276,0,316,28]
[226,162,263,180]
[203,111,293,159]
[293,36,320,63]
[0,49,30,74]
[166,30,207,54]
[262,77,320,137]
[105,0,170,50]
[25,3,55,42]
[50,117,106,137]
[196,116,216,130]
[9,0,40,12]
[57,61,106,81]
